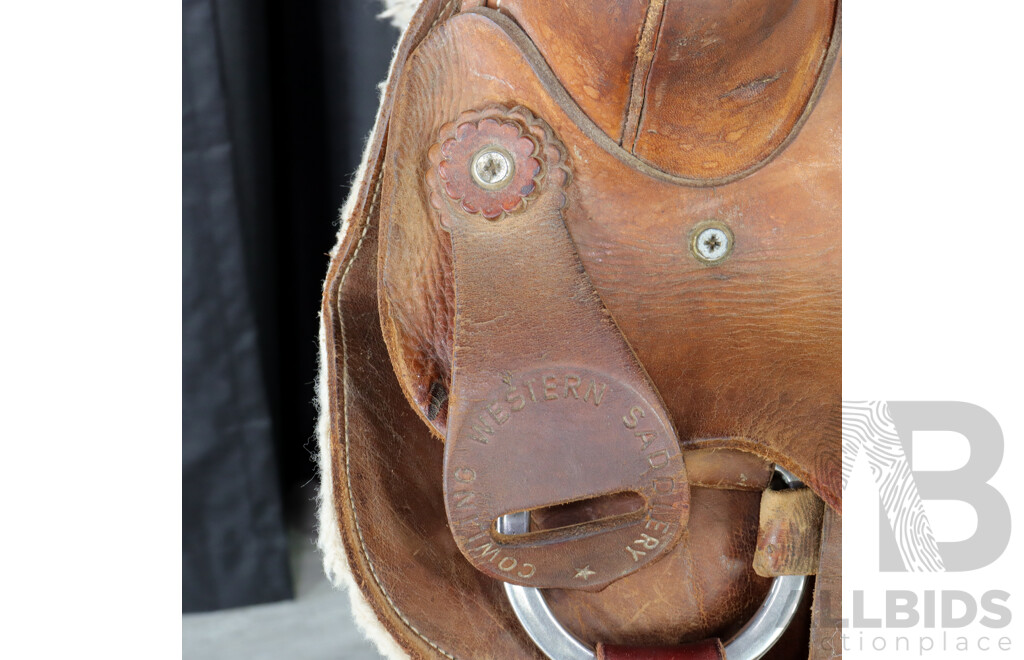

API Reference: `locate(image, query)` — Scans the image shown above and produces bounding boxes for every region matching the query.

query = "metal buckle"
[499,465,808,660]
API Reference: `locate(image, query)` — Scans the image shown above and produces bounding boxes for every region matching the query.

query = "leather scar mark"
[719,71,786,101]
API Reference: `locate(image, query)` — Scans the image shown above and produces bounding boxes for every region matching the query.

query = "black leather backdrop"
[183,0,398,612]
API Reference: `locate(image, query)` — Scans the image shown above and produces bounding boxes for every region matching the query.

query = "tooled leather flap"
[426,106,689,590]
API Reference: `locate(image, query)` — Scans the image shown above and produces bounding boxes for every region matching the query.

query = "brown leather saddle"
[318,1,841,657]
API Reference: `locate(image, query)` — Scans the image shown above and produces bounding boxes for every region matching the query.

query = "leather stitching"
[338,3,461,658]
[341,180,459,660]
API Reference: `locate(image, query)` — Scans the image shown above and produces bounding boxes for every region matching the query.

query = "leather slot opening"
[495,491,646,540]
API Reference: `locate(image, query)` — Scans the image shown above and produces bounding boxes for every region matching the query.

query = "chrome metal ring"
[499,465,808,660]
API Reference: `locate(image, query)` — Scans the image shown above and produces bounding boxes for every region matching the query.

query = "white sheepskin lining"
[316,323,409,660]
[378,0,422,31]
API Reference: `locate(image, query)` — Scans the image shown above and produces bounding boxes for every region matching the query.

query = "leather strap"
[596,639,726,660]
[753,487,824,577]
[810,508,842,658]
[427,105,689,590]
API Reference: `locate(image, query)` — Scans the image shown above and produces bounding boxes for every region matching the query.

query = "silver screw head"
[690,222,734,264]
[471,147,514,189]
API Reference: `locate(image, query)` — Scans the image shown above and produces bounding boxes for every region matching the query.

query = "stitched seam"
[430,0,457,31]
[339,4,460,658]
[339,175,457,660]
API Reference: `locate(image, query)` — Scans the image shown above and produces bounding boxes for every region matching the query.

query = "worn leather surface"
[322,0,841,657]
[379,6,842,512]
[496,0,838,181]
[753,488,825,577]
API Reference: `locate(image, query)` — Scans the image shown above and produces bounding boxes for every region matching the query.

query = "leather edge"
[808,509,842,659]
[318,1,464,659]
